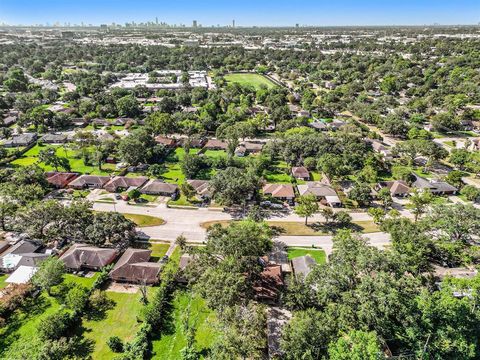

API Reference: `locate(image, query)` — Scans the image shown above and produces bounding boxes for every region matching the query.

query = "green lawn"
[151,290,217,359]
[287,247,327,264]
[122,213,165,227]
[11,144,117,175]
[83,291,147,360]
[203,149,228,161]
[264,160,293,184]
[0,274,7,289]
[224,73,276,89]
[145,242,170,258]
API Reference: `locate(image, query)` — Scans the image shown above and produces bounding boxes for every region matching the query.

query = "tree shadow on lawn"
[84,296,116,321]
[0,293,51,353]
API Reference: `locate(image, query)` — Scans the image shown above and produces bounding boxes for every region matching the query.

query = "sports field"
[224,73,276,89]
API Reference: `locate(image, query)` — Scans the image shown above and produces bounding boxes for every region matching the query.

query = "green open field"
[287,247,327,264]
[11,144,117,175]
[151,290,217,359]
[224,73,276,89]
[264,161,293,184]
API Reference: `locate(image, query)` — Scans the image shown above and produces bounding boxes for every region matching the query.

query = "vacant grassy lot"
[224,73,276,89]
[264,160,293,184]
[83,290,147,360]
[123,213,165,227]
[287,247,327,264]
[201,220,379,235]
[151,290,217,359]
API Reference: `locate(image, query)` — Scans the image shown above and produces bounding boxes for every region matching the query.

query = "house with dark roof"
[110,248,161,284]
[3,116,17,126]
[376,180,410,197]
[45,172,79,188]
[187,179,211,200]
[3,133,37,147]
[41,133,68,144]
[291,255,317,279]
[411,175,457,195]
[140,180,179,198]
[67,175,111,189]
[263,184,295,204]
[60,243,118,271]
[0,240,42,272]
[291,166,310,181]
[104,176,148,193]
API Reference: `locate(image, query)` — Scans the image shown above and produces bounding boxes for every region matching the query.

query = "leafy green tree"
[146,112,177,135]
[38,310,73,341]
[348,182,372,207]
[65,285,90,311]
[115,95,140,117]
[38,148,71,172]
[31,257,65,295]
[460,185,480,202]
[408,189,434,222]
[295,194,319,225]
[210,167,259,206]
[118,129,157,165]
[328,330,383,360]
[377,187,393,209]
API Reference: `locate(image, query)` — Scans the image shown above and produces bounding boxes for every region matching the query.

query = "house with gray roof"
[110,248,161,284]
[3,133,37,147]
[60,243,118,271]
[291,255,317,279]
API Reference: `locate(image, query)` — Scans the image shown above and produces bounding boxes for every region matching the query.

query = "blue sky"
[0,0,479,26]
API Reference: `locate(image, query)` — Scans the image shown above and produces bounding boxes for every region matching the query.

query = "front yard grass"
[287,247,327,264]
[224,73,276,89]
[201,220,379,235]
[122,213,165,227]
[151,290,218,359]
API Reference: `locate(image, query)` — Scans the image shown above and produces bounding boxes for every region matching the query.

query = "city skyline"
[1,0,479,27]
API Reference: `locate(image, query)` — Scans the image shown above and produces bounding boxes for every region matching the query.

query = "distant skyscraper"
[232,19,235,28]
[156,17,158,25]
[193,20,197,28]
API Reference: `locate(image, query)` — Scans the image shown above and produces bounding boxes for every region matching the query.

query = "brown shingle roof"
[263,184,295,198]
[67,175,111,189]
[140,180,179,195]
[104,176,148,192]
[110,248,161,284]
[60,243,117,270]
[45,172,79,188]
[291,167,309,179]
[204,139,228,150]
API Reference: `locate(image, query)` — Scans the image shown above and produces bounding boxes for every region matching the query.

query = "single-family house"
[104,176,148,193]
[291,255,317,279]
[67,175,111,189]
[203,139,228,151]
[376,180,410,197]
[297,181,342,207]
[310,120,328,131]
[3,133,37,148]
[45,172,79,189]
[291,167,310,181]
[140,180,179,198]
[3,116,17,126]
[262,184,295,204]
[328,119,346,130]
[411,175,457,195]
[187,179,211,200]
[41,133,68,144]
[60,243,118,271]
[234,144,247,157]
[155,136,177,148]
[0,240,42,272]
[253,264,284,304]
[110,248,162,284]
[368,139,393,160]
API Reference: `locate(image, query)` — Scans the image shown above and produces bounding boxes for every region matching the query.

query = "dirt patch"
[106,282,140,293]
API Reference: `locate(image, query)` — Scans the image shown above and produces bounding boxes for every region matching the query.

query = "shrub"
[38,310,74,341]
[107,336,124,353]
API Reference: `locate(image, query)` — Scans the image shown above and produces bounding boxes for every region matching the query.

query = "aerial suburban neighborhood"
[0,1,480,359]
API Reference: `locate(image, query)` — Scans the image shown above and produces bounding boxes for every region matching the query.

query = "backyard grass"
[142,242,170,258]
[224,73,276,89]
[122,213,165,227]
[151,290,218,359]
[0,274,99,358]
[83,291,146,360]
[0,274,8,289]
[264,160,293,184]
[201,219,379,235]
[287,247,327,264]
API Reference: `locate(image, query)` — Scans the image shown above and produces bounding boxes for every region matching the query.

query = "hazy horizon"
[1,0,479,27]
